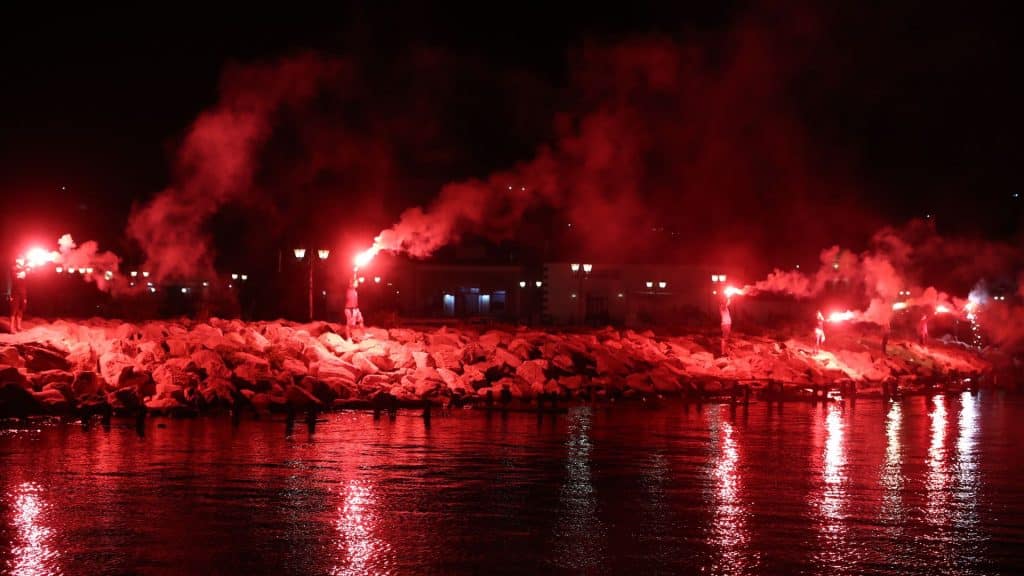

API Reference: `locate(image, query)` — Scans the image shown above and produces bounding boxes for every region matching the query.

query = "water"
[2,393,1024,575]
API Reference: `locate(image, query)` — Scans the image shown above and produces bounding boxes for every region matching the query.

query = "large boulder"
[314,358,361,383]
[72,371,104,397]
[32,387,70,412]
[21,344,72,372]
[200,377,236,406]
[430,345,462,371]
[350,352,380,376]
[507,338,534,360]
[0,346,22,367]
[388,328,420,344]
[99,351,135,386]
[191,349,231,380]
[478,331,509,350]
[0,365,27,388]
[357,373,396,396]
[515,359,548,390]
[153,359,198,395]
[30,370,74,390]
[427,329,462,348]
[462,342,488,364]
[232,355,274,384]
[117,366,155,398]
[165,337,190,358]
[489,347,523,369]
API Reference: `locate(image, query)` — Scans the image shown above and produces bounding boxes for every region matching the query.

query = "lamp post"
[295,247,329,321]
[570,263,592,325]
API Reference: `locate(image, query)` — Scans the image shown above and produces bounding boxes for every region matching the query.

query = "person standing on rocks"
[918,314,929,346]
[8,259,28,333]
[719,296,732,357]
[345,278,364,342]
[814,310,826,354]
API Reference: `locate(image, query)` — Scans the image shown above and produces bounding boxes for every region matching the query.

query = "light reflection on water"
[7,482,61,576]
[1,396,1021,575]
[551,407,606,571]
[880,401,904,528]
[708,407,756,575]
[331,479,392,576]
[814,402,850,572]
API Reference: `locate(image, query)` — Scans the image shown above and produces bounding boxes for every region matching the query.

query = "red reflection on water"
[813,403,849,572]
[8,482,61,576]
[927,395,950,527]
[552,408,606,570]
[880,402,905,525]
[954,392,980,536]
[709,410,753,574]
[331,479,391,576]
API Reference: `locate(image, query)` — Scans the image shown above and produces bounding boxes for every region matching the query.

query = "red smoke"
[363,6,869,263]
[127,53,343,281]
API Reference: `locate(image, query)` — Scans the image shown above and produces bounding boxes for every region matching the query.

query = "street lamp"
[294,247,329,321]
[570,262,592,324]
[519,281,527,288]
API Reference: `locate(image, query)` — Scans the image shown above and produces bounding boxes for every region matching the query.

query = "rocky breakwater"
[0,319,992,419]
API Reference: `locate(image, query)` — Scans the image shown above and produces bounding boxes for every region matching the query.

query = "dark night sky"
[0,2,1019,275]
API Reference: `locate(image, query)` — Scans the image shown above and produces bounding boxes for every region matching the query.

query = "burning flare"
[354,244,381,269]
[723,285,745,298]
[828,310,856,323]
[24,247,59,269]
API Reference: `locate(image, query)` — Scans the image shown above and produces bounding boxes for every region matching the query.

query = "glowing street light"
[130,271,138,277]
[240,274,248,281]
[231,273,239,280]
[55,266,63,273]
[373,276,381,284]
[535,281,542,288]
[582,263,593,274]
[296,245,328,321]
[142,271,150,278]
[646,281,654,289]
[519,281,527,288]
[658,281,667,289]
[571,263,581,273]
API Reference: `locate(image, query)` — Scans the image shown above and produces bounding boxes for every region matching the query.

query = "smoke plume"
[55,234,121,291]
[127,53,342,281]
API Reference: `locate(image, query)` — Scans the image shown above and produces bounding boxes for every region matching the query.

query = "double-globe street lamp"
[570,263,592,324]
[294,248,330,321]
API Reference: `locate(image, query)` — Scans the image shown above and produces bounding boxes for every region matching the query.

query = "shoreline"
[0,317,997,420]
